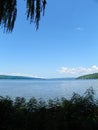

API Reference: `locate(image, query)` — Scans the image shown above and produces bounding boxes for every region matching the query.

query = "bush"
[0,87,98,130]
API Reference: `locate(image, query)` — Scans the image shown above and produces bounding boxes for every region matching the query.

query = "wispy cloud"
[75,27,84,31]
[58,65,98,76]
[0,72,38,78]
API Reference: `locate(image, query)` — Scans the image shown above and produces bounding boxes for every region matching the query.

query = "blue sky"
[0,0,98,78]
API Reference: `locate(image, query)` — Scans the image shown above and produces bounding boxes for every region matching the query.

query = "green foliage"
[0,0,47,32]
[0,87,98,130]
[0,0,17,32]
[77,73,98,79]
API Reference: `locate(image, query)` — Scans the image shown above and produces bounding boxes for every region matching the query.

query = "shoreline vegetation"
[0,87,98,130]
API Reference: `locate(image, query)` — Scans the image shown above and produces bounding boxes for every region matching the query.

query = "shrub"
[0,87,98,130]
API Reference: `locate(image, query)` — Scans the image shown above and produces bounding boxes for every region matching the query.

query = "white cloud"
[0,72,38,78]
[91,65,98,70]
[75,27,84,31]
[58,65,98,76]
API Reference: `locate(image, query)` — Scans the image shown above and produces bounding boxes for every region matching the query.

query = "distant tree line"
[0,0,47,32]
[0,87,98,130]
[77,73,98,79]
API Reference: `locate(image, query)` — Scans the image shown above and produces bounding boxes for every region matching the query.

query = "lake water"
[0,79,98,100]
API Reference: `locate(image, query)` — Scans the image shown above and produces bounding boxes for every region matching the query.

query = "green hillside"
[77,73,98,79]
[0,75,43,80]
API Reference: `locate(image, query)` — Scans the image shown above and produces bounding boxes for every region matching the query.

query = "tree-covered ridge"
[0,75,43,80]
[77,73,98,79]
[0,0,47,32]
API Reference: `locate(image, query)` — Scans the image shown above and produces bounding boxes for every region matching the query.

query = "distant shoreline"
[0,73,98,80]
[0,75,44,80]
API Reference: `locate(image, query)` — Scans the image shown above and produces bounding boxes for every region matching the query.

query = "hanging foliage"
[0,0,17,32]
[26,0,47,29]
[0,0,47,32]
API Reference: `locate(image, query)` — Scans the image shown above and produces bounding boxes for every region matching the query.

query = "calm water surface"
[0,79,98,100]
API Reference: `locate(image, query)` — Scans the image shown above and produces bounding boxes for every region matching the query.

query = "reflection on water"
[0,79,98,100]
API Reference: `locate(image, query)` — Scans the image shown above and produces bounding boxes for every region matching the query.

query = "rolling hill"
[0,75,44,80]
[77,73,98,79]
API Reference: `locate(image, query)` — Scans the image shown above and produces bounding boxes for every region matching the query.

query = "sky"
[0,0,98,78]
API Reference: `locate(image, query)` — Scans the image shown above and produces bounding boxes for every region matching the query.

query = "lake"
[0,79,98,100]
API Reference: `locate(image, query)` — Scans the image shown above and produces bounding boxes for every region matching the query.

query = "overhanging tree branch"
[0,0,47,32]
